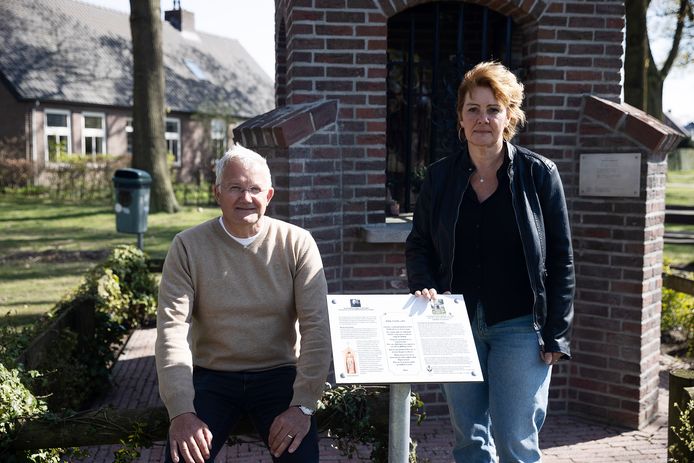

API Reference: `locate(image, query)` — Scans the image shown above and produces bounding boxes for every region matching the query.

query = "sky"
[80,0,693,125]
[80,0,276,80]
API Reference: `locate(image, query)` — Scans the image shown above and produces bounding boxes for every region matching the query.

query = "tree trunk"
[624,0,650,111]
[129,0,179,213]
[624,0,692,121]
[647,60,665,120]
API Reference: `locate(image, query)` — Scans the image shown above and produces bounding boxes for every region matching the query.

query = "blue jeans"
[442,305,551,463]
[164,365,319,463]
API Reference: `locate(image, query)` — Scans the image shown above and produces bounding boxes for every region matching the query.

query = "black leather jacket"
[405,142,575,358]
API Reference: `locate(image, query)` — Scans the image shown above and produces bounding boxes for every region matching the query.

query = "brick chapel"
[234,0,683,429]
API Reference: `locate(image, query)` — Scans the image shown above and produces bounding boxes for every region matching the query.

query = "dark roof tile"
[0,0,274,118]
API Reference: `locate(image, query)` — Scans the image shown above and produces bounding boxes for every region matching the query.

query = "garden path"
[73,328,683,463]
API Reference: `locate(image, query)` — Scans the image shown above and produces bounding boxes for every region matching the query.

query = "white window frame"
[44,109,72,163]
[82,112,107,158]
[165,117,181,166]
[210,118,227,156]
[126,117,133,154]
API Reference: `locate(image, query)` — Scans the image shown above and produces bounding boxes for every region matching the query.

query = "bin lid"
[113,168,152,186]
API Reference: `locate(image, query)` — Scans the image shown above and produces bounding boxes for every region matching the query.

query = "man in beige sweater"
[155,144,331,463]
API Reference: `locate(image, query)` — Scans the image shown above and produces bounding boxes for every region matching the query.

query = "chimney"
[164,0,195,32]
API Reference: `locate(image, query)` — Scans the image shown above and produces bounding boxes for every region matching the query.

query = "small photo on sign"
[342,347,359,377]
[430,299,446,315]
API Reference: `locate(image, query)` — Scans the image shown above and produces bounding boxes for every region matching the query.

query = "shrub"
[85,245,158,327]
[0,364,45,441]
[669,399,694,463]
[0,137,25,160]
[320,385,424,462]
[1,245,157,414]
[174,181,215,206]
[662,267,694,357]
[42,154,130,201]
[0,363,66,462]
[0,158,33,191]
[0,245,157,461]
[33,246,157,409]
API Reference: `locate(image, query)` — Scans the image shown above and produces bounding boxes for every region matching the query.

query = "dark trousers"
[164,365,319,463]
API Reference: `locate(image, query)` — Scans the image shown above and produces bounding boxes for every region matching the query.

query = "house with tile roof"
[0,0,274,182]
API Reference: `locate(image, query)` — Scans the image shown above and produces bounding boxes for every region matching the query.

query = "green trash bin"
[112,168,151,234]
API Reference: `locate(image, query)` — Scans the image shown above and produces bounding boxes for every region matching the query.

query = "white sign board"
[326,294,483,384]
[579,152,641,197]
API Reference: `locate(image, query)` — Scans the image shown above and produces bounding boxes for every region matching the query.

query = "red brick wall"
[272,0,627,288]
[0,82,30,159]
[242,0,683,429]
[570,96,679,428]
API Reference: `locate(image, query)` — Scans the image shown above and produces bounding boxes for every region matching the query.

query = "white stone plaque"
[579,152,641,197]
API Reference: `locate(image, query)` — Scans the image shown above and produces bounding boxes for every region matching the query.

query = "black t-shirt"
[451,159,534,325]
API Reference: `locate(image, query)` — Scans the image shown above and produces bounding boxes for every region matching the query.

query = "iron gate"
[386,1,516,213]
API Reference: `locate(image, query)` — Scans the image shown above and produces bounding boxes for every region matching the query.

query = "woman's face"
[459,86,510,150]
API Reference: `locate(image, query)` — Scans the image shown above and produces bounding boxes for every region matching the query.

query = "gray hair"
[215,144,272,186]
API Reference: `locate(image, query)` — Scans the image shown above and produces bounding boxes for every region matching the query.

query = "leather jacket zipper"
[508,158,542,332]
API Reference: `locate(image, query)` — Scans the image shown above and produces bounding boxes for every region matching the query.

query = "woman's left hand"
[542,351,562,365]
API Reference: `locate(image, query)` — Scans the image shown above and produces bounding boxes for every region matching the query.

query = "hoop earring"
[457,124,464,142]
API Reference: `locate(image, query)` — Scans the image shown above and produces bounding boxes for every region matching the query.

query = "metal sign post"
[388,383,411,463]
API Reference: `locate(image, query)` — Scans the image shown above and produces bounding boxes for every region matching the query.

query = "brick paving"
[72,328,681,463]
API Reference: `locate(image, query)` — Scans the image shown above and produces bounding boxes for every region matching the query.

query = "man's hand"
[168,412,213,463]
[268,406,311,458]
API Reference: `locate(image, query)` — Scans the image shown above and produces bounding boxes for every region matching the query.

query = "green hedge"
[0,245,157,462]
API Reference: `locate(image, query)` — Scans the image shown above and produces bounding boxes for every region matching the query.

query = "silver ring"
[287,434,294,439]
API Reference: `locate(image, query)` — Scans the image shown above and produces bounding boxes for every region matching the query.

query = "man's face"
[214,160,274,238]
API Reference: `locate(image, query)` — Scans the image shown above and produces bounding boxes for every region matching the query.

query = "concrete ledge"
[360,217,412,243]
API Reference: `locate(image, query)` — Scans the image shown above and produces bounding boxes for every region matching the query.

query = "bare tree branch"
[659,0,692,77]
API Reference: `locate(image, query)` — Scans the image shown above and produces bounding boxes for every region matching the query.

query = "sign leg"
[388,383,411,463]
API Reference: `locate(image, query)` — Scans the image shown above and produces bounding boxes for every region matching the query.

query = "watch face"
[299,405,315,415]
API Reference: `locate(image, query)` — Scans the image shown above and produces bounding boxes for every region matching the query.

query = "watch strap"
[297,405,315,416]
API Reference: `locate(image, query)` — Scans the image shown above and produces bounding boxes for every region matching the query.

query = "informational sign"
[579,152,641,197]
[326,294,483,384]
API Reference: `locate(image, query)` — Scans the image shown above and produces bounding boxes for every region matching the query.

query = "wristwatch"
[296,405,315,416]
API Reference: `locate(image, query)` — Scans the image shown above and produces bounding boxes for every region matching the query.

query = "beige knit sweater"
[155,216,331,420]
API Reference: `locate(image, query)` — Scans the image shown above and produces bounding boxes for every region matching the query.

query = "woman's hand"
[413,288,451,300]
[414,288,438,300]
[542,351,563,365]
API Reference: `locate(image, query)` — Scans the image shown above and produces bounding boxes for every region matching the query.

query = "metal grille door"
[386,2,515,213]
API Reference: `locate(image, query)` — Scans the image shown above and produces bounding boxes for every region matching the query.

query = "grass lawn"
[666,170,694,207]
[0,194,219,329]
[665,170,694,268]
[1,168,693,331]
[665,225,694,269]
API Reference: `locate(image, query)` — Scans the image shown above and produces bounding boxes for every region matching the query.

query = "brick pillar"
[267,0,681,425]
[233,100,345,284]
[570,95,683,428]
